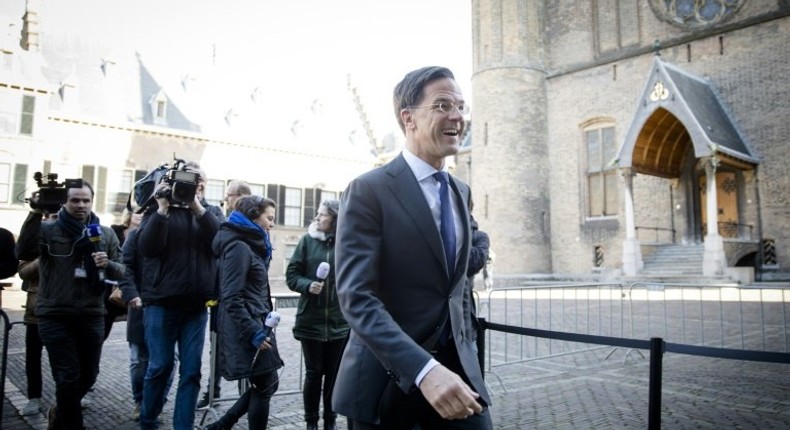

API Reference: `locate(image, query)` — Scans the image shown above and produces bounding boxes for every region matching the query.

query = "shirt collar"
[402,148,445,182]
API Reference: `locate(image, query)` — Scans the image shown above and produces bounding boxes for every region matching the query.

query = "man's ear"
[400,108,415,130]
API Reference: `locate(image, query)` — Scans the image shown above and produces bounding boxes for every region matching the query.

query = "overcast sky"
[37,0,473,139]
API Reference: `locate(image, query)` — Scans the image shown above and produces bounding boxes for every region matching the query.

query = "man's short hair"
[185,161,206,183]
[69,181,95,197]
[227,180,251,196]
[392,66,455,134]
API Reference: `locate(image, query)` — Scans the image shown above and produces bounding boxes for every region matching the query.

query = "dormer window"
[58,80,77,108]
[150,90,168,125]
[100,58,116,77]
[224,108,239,127]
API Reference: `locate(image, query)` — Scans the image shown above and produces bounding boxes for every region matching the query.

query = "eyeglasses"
[225,193,240,199]
[409,100,470,115]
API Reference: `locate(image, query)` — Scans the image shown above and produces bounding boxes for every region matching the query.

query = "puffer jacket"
[212,222,283,380]
[137,204,221,310]
[36,220,123,317]
[286,228,349,342]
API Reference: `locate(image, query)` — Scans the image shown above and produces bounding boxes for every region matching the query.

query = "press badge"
[74,264,87,279]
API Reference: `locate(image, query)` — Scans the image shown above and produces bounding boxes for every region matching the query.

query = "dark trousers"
[214,371,279,428]
[25,322,43,399]
[301,338,345,424]
[353,342,492,430]
[38,315,104,430]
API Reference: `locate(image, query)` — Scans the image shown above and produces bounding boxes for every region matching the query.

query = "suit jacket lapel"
[448,175,470,285]
[385,156,447,272]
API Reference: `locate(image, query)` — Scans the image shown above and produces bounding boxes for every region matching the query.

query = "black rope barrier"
[478,317,790,430]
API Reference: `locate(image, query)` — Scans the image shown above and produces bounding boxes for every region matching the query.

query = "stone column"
[702,156,726,276]
[621,168,642,276]
[471,0,551,274]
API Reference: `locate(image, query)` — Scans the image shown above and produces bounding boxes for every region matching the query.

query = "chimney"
[20,0,40,52]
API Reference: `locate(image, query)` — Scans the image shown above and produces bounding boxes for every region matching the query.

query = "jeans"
[131,342,176,406]
[140,305,207,430]
[301,338,345,423]
[129,342,147,405]
[25,322,43,399]
[38,315,104,430]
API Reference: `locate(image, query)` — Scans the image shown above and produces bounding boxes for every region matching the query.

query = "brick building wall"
[471,0,790,280]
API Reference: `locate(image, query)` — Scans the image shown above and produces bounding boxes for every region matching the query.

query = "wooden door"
[700,172,739,238]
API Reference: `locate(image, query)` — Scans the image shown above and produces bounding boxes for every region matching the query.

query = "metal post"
[477,317,486,379]
[0,310,13,425]
[648,337,664,429]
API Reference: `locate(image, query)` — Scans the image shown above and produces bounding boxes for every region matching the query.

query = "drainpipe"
[754,166,764,281]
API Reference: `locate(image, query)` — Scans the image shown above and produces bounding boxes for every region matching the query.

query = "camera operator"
[136,161,222,430]
[35,181,124,430]
[14,196,57,417]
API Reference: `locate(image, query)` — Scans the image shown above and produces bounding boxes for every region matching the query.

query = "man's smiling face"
[402,77,467,169]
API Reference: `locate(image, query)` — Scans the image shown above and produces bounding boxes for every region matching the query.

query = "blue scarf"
[228,210,273,266]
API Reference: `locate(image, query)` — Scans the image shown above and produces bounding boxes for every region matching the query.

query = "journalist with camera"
[32,180,124,429]
[135,160,223,430]
[150,159,202,208]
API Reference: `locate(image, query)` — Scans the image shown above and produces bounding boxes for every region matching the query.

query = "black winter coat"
[119,228,144,344]
[212,223,283,380]
[137,205,221,310]
[36,219,123,317]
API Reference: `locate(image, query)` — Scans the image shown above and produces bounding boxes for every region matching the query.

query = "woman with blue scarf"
[208,195,282,429]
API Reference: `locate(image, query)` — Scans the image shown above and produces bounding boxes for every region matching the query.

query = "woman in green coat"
[286,199,349,430]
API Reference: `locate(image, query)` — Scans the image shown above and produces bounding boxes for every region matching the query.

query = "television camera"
[152,158,201,209]
[26,172,84,213]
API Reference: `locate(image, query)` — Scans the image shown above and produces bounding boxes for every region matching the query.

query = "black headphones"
[243,195,264,220]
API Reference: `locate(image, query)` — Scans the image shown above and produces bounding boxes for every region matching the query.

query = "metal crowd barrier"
[198,292,304,425]
[0,308,25,424]
[475,281,790,429]
[477,282,789,373]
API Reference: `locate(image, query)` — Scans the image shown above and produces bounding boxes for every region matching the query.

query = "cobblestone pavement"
[3,287,790,429]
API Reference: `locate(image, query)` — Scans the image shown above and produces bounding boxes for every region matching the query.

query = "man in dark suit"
[333,66,491,429]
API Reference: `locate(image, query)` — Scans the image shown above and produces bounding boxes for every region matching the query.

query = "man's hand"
[418,364,483,420]
[91,251,109,268]
[154,182,170,216]
[128,297,143,310]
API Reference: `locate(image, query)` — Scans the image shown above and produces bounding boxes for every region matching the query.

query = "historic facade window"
[248,183,265,197]
[283,187,303,227]
[204,179,225,208]
[586,125,618,217]
[19,95,35,136]
[81,165,108,213]
[649,0,745,29]
[0,92,35,136]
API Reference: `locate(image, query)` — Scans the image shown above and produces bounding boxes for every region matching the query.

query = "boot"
[196,389,221,409]
[306,422,319,430]
[204,417,231,430]
[324,419,337,430]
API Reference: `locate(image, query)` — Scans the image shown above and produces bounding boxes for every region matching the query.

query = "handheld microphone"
[262,311,281,340]
[86,224,106,283]
[252,311,282,368]
[316,262,330,305]
[316,262,330,282]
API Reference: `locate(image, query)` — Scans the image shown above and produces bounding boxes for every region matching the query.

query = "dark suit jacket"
[333,154,490,424]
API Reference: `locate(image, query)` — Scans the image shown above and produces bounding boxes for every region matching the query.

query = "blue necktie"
[433,172,456,276]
